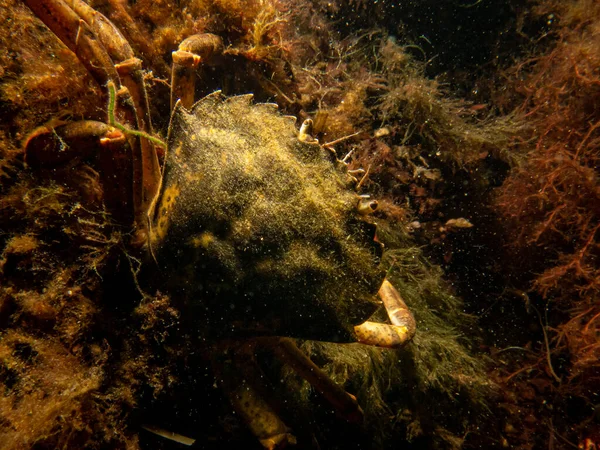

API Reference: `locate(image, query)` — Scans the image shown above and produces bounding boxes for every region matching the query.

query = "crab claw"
[353,279,416,348]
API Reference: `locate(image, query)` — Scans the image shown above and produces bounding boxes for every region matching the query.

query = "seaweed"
[290,234,494,449]
[0,0,510,449]
[490,0,600,446]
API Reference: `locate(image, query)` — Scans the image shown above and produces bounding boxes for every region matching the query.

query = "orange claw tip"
[174,33,224,66]
[101,128,126,144]
[171,50,203,68]
[259,433,297,450]
[114,57,143,72]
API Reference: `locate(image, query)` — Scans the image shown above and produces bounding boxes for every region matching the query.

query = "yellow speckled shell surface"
[150,92,384,341]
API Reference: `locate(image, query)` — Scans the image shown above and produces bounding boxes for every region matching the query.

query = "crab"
[22,0,417,448]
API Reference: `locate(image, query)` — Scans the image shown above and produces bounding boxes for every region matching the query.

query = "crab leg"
[213,343,297,450]
[222,338,364,448]
[23,0,119,87]
[266,283,414,428]
[354,279,417,348]
[170,33,224,110]
[226,378,296,450]
[23,0,161,238]
[272,338,365,424]
[65,0,161,230]
[24,121,134,223]
[24,0,147,132]
[64,0,155,132]
[25,121,124,167]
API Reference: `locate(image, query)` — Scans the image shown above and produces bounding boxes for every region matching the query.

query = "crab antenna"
[323,131,362,149]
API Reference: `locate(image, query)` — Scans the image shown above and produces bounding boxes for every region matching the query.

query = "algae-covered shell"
[150,92,384,341]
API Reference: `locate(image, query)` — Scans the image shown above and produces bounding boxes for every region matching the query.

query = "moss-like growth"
[151,92,384,341]
[376,38,524,167]
[281,234,493,449]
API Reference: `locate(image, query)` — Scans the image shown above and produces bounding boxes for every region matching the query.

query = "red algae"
[492,0,599,446]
